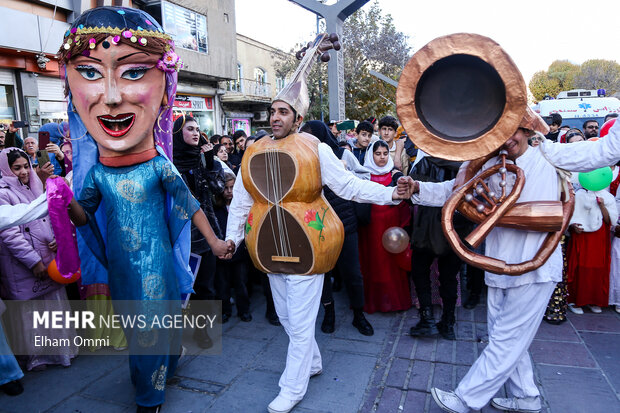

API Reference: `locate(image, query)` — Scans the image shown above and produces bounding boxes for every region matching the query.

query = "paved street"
[2,288,619,413]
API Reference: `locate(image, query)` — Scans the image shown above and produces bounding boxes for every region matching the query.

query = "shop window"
[0,85,16,119]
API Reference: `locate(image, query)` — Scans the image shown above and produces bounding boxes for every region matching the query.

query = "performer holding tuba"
[224,34,410,413]
[396,33,620,413]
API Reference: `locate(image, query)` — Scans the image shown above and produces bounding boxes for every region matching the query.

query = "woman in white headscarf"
[358,140,412,313]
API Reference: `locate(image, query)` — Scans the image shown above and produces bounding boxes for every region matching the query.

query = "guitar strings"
[275,150,293,257]
[265,149,279,257]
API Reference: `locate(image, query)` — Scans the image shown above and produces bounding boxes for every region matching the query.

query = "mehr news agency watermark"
[1,300,222,356]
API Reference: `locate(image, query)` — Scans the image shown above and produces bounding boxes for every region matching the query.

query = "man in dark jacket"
[408,156,467,340]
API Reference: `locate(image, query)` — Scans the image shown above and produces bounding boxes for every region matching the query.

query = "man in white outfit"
[224,65,410,413]
[400,113,620,413]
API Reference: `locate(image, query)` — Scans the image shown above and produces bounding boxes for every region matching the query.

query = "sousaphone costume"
[396,33,620,412]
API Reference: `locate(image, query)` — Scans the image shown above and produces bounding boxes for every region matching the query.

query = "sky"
[235,0,620,85]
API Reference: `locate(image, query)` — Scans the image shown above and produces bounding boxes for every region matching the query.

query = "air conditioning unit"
[254,111,269,122]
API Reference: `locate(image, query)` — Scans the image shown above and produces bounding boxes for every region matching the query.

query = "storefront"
[173,95,215,137]
[37,75,67,125]
[225,111,253,136]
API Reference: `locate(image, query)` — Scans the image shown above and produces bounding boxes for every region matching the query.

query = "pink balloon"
[382,227,410,254]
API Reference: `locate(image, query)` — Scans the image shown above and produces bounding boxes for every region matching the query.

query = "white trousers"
[268,273,324,401]
[455,282,555,410]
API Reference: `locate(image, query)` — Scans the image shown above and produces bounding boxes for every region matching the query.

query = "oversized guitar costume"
[225,34,402,413]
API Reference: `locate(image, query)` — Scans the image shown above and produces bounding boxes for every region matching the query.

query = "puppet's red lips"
[97,113,135,137]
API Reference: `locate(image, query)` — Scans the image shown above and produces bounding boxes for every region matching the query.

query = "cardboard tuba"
[396,33,574,275]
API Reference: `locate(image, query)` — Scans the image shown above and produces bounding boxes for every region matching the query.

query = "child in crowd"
[351,120,374,165]
[358,141,412,313]
[378,116,409,174]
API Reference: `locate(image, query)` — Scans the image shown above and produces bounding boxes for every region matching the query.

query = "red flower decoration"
[247,213,253,226]
[304,209,317,224]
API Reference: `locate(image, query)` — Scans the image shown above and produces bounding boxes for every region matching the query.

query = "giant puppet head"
[58,6,182,159]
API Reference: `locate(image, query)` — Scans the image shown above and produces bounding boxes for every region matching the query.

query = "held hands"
[48,240,57,253]
[219,240,236,260]
[392,176,418,200]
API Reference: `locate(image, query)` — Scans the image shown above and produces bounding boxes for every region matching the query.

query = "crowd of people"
[1,110,619,397]
[1,108,619,410]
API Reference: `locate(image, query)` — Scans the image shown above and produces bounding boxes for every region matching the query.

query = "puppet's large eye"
[75,65,102,80]
[121,67,148,81]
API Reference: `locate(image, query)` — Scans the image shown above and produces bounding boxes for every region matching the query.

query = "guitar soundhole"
[249,151,296,203]
[256,207,313,274]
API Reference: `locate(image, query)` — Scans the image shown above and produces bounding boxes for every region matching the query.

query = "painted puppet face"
[66,38,166,157]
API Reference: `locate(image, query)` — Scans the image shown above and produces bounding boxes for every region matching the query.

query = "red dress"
[358,172,412,313]
[566,224,611,307]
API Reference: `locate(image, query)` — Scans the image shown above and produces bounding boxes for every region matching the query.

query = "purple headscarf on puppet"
[57,7,194,293]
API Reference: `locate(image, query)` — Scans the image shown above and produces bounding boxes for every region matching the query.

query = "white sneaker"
[491,396,542,412]
[568,303,583,314]
[587,305,602,313]
[615,305,620,314]
[310,368,322,378]
[430,388,470,413]
[267,395,300,413]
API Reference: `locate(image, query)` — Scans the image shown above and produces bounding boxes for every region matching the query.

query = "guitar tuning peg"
[320,52,330,62]
[332,41,341,51]
[329,33,338,42]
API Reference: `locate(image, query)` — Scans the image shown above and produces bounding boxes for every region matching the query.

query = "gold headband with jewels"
[62,26,172,50]
[59,25,182,73]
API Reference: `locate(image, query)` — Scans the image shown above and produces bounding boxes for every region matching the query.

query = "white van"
[531,89,620,129]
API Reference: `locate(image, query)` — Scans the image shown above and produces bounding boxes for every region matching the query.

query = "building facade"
[220,34,289,135]
[0,0,236,137]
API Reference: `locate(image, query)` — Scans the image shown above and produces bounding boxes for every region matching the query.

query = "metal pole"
[289,0,369,121]
[317,14,323,122]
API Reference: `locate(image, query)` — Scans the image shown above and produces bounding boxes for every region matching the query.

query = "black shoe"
[437,311,456,340]
[352,311,374,336]
[463,293,480,309]
[192,328,213,349]
[266,310,281,326]
[321,302,335,334]
[136,404,161,413]
[239,312,252,322]
[221,313,231,324]
[436,321,456,340]
[0,380,23,396]
[409,306,439,337]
